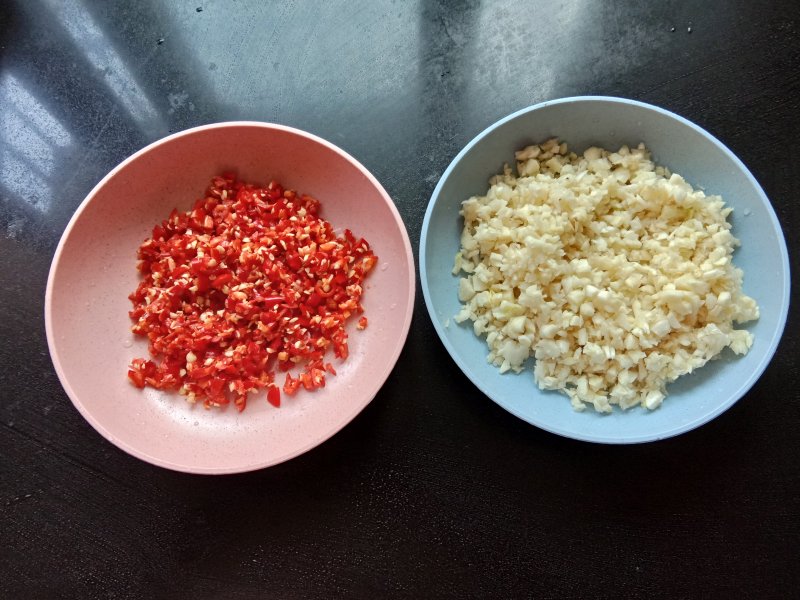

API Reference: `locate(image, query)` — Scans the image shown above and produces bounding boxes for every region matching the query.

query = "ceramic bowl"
[420,96,790,443]
[46,122,415,473]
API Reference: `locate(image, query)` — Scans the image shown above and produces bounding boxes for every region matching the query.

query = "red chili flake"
[127,174,377,410]
[266,385,280,408]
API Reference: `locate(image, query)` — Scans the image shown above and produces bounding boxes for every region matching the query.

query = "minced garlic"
[454,139,758,413]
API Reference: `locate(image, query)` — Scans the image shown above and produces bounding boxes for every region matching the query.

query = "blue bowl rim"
[419,95,791,444]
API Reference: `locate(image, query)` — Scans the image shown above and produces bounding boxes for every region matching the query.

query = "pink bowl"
[45,122,415,474]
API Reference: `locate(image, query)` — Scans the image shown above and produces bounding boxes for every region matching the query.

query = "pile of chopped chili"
[127,173,377,411]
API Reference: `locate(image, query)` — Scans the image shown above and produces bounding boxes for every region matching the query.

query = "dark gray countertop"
[1,1,798,598]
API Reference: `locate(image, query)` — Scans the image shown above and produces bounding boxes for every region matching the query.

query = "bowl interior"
[47,123,415,472]
[421,97,790,443]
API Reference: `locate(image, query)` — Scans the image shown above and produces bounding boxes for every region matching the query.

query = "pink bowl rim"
[44,121,416,474]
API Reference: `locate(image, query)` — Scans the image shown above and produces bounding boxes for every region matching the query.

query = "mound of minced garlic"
[453,139,759,413]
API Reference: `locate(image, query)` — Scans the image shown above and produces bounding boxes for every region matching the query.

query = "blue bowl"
[420,96,790,443]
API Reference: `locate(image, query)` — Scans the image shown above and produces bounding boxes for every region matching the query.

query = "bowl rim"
[419,95,791,444]
[45,121,416,473]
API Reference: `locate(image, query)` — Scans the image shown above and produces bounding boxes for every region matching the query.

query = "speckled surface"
[45,122,415,473]
[1,1,799,598]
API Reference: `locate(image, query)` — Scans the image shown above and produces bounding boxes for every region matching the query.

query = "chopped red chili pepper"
[127,174,377,410]
[283,373,301,396]
[267,385,281,408]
